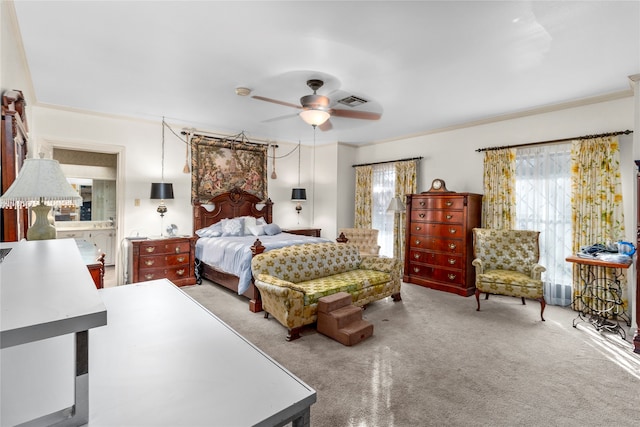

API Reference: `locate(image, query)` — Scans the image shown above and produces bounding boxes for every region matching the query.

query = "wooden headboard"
[193,187,273,232]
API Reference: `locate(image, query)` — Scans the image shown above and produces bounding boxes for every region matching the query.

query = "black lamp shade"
[291,188,307,201]
[150,182,174,200]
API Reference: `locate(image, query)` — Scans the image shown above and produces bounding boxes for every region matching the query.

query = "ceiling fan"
[252,79,381,131]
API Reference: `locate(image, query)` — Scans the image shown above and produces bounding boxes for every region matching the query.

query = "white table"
[1,239,108,426]
[90,280,316,426]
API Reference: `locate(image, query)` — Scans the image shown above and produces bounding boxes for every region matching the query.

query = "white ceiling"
[11,1,640,146]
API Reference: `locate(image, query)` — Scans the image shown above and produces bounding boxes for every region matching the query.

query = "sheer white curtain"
[515,143,573,306]
[371,163,396,257]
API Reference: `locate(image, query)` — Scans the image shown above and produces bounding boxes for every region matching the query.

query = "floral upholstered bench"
[251,242,402,341]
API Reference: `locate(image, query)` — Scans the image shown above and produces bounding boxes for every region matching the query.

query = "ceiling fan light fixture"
[299,109,330,127]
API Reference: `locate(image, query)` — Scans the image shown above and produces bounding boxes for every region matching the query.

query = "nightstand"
[283,228,322,237]
[128,236,197,287]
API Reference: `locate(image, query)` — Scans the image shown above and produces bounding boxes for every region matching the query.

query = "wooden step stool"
[317,292,373,346]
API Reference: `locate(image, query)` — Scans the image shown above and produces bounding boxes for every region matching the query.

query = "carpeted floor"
[182,280,640,427]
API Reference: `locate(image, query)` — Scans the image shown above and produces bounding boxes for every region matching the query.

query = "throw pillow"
[222,218,245,236]
[195,222,222,238]
[248,224,266,236]
[264,223,282,236]
[242,216,257,235]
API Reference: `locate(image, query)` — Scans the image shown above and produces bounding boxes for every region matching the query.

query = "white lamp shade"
[0,158,82,208]
[387,196,406,213]
[299,109,330,127]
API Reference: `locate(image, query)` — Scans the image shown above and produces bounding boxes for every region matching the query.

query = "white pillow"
[242,216,257,236]
[256,217,267,225]
[222,218,244,236]
[247,224,266,236]
[196,222,222,238]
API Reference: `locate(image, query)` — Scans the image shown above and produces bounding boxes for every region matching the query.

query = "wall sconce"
[291,142,306,223]
[150,117,175,234]
[291,188,307,214]
[0,155,82,240]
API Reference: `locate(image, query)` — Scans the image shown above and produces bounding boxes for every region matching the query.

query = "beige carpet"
[182,280,640,427]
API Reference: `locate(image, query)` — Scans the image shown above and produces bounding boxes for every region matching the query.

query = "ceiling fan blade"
[252,95,301,109]
[318,119,333,132]
[261,113,298,123]
[330,109,381,120]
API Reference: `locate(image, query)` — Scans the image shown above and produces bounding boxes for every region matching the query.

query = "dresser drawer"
[412,197,465,210]
[139,240,191,255]
[410,223,465,239]
[408,250,463,268]
[138,266,190,282]
[139,253,190,269]
[411,210,464,224]
[406,263,464,285]
[409,235,462,253]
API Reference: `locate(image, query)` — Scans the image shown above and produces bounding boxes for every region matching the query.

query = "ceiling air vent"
[337,95,368,108]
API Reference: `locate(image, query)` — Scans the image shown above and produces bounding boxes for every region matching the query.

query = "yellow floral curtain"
[393,160,418,260]
[570,136,627,312]
[354,165,373,228]
[481,148,516,229]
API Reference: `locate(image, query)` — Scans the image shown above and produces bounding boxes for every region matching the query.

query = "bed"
[193,187,329,312]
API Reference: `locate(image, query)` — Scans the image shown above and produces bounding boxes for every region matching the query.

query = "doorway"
[48,141,125,286]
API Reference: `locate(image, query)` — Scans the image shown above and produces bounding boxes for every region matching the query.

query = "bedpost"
[336,232,348,243]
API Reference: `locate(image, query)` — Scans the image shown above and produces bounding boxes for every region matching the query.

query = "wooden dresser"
[403,191,482,296]
[129,236,197,287]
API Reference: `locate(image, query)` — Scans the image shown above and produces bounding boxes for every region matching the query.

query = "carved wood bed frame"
[192,187,273,313]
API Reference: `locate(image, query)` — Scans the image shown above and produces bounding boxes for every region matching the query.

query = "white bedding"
[196,232,331,294]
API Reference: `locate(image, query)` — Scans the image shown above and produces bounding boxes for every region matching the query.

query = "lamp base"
[27,203,56,240]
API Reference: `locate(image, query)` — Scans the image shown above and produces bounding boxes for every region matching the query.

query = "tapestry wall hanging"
[191,135,268,203]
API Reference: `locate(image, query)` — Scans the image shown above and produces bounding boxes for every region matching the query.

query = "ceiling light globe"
[299,109,330,127]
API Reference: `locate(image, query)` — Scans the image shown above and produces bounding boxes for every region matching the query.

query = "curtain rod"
[181,129,278,148]
[352,156,423,168]
[475,129,633,153]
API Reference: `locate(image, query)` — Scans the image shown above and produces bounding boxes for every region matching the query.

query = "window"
[515,144,572,306]
[371,163,395,257]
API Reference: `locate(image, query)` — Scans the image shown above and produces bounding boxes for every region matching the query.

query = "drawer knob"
[144,273,154,280]
[449,228,456,234]
[415,240,421,245]
[414,253,420,259]
[446,215,452,220]
[177,256,185,263]
[175,247,181,253]
[413,267,420,273]
[448,258,456,265]
[448,243,457,250]
[419,201,425,206]
[176,269,185,276]
[448,274,456,280]
[419,213,425,218]
[144,259,155,266]
[446,201,453,206]
[415,226,421,231]
[145,247,156,253]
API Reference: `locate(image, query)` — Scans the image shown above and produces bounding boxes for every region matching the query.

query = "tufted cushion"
[338,228,380,256]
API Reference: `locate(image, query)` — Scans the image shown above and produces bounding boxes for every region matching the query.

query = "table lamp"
[0,155,82,240]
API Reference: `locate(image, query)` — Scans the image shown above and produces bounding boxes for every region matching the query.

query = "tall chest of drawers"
[403,192,482,296]
[129,236,197,287]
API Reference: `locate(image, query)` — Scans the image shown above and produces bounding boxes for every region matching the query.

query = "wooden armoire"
[403,187,482,297]
[1,90,29,241]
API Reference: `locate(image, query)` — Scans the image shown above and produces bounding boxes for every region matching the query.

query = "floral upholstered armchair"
[471,228,547,321]
[337,228,381,257]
